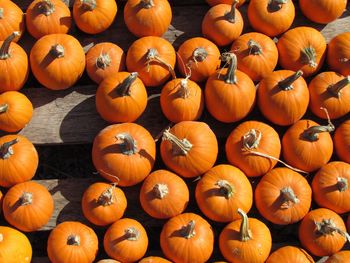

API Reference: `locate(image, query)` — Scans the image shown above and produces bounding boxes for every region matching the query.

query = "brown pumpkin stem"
[98,184,116,206]
[115,133,138,155]
[50,44,65,58]
[96,53,111,70]
[39,0,55,16]
[327,76,350,98]
[146,48,176,79]
[225,0,239,23]
[248,39,263,55]
[216,180,234,199]
[302,108,335,142]
[181,220,196,239]
[162,128,193,155]
[141,0,155,8]
[336,177,348,192]
[0,8,3,19]
[268,0,288,11]
[81,0,96,10]
[278,70,303,91]
[315,219,350,243]
[178,79,190,99]
[0,104,8,113]
[0,138,19,159]
[0,31,20,59]
[193,47,208,63]
[19,192,33,206]
[280,187,300,209]
[67,234,80,246]
[124,227,140,241]
[237,208,252,242]
[116,72,138,96]
[301,46,317,68]
[153,183,169,199]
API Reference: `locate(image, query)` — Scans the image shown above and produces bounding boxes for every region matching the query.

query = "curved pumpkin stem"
[153,183,169,199]
[19,192,33,206]
[117,72,138,97]
[225,0,239,23]
[278,70,303,91]
[336,177,348,192]
[301,46,317,68]
[50,44,65,58]
[115,133,138,155]
[216,180,235,199]
[327,76,350,98]
[98,184,116,206]
[141,0,155,8]
[315,218,350,243]
[280,187,300,209]
[0,31,20,60]
[67,234,80,246]
[162,128,192,155]
[220,52,238,84]
[181,220,196,239]
[0,104,8,113]
[237,208,252,242]
[248,39,262,55]
[302,108,335,142]
[124,227,140,241]
[268,0,288,11]
[81,0,96,10]
[39,0,55,16]
[96,53,111,70]
[0,138,19,159]
[146,48,176,79]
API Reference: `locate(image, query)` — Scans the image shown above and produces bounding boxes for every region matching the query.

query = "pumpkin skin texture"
[299,0,347,24]
[160,121,218,178]
[225,121,281,177]
[195,164,253,223]
[177,37,221,82]
[0,226,32,263]
[277,26,327,77]
[257,70,309,126]
[247,0,295,37]
[139,169,189,219]
[92,122,156,187]
[25,0,71,39]
[0,31,29,92]
[0,91,33,132]
[126,36,176,87]
[202,2,244,47]
[312,161,350,214]
[255,168,312,225]
[325,250,350,263]
[0,0,25,42]
[82,182,127,226]
[327,32,350,76]
[104,218,148,262]
[3,181,54,232]
[309,71,350,120]
[160,213,214,263]
[139,256,172,263]
[86,42,125,84]
[334,119,350,163]
[266,246,314,263]
[30,33,85,90]
[73,0,117,34]
[298,208,348,257]
[206,0,245,7]
[95,72,147,123]
[124,0,172,37]
[47,221,99,263]
[0,134,39,188]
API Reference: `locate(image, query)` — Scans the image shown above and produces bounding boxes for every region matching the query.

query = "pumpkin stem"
[19,192,33,206]
[278,70,303,91]
[178,78,190,99]
[67,234,80,246]
[327,76,350,98]
[248,39,263,55]
[141,0,155,8]
[280,187,300,209]
[0,138,19,159]
[302,108,335,142]
[193,47,208,63]
[39,0,55,16]
[81,0,96,10]
[50,44,65,58]
[0,104,8,113]
[238,208,252,241]
[224,0,239,23]
[162,128,193,155]
[0,31,20,60]
[116,72,138,96]
[153,183,169,199]
[181,220,196,239]
[336,177,348,192]
[221,52,238,84]
[301,46,317,68]
[315,219,350,242]
[0,8,3,19]
[115,133,138,155]
[216,180,235,199]
[146,48,176,79]
[124,227,140,241]
[98,184,116,206]
[268,0,288,11]
[96,53,111,70]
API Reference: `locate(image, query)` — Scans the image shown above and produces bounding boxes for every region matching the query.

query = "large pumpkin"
[266,246,314,263]
[327,32,350,76]
[334,119,350,163]
[0,0,25,41]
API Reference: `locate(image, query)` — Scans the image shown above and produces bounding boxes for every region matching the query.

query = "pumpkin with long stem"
[206,0,245,7]
[328,32,350,76]
[0,0,24,41]
[266,246,314,263]
[334,119,350,163]
[139,256,172,263]
[325,250,350,263]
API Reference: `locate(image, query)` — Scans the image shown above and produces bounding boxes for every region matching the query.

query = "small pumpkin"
[2,181,54,232]
[334,119,350,163]
[206,0,245,7]
[325,250,350,263]
[47,221,99,263]
[327,32,350,76]
[266,246,314,263]
[139,256,172,263]
[104,218,148,262]
[73,0,117,34]
[0,0,25,42]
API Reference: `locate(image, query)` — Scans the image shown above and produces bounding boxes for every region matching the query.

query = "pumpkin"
[206,0,245,7]
[277,26,327,77]
[92,122,156,187]
[95,72,147,123]
[312,161,350,214]
[2,181,54,232]
[104,218,148,262]
[225,120,281,177]
[160,212,214,263]
[325,250,350,263]
[266,246,314,263]
[205,52,256,123]
[160,77,204,123]
[219,209,272,263]
[327,32,350,76]
[47,221,99,263]
[247,0,295,37]
[255,167,312,225]
[202,1,244,47]
[309,71,350,119]
[139,169,189,219]
[299,0,347,24]
[81,182,127,226]
[139,256,172,263]
[298,208,349,257]
[86,42,125,84]
[334,119,350,163]
[195,164,253,222]
[73,0,117,34]
[0,0,24,42]
[177,37,221,82]
[30,33,85,90]
[0,135,38,188]
[126,36,176,87]
[124,0,172,37]
[0,226,32,262]
[160,121,218,178]
[0,91,33,132]
[257,70,309,126]
[0,31,29,92]
[25,0,71,39]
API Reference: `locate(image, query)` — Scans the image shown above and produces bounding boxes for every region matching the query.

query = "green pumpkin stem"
[162,128,193,155]
[67,234,80,246]
[248,39,263,55]
[216,180,234,199]
[96,53,111,70]
[238,208,252,242]
[181,220,196,239]
[280,187,300,209]
[336,177,348,192]
[117,72,138,96]
[225,0,239,23]
[327,76,350,98]
[125,227,140,241]
[115,133,138,155]
[39,0,55,16]
[0,31,20,60]
[0,104,8,113]
[278,70,303,91]
[81,0,96,10]
[268,0,288,11]
[0,138,19,159]
[20,192,33,206]
[301,46,317,68]
[153,183,169,199]
[50,44,65,58]
[302,108,335,142]
[141,0,155,8]
[221,52,238,84]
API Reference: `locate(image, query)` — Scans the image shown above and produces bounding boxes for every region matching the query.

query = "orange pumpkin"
[0,91,33,132]
[139,169,189,219]
[73,0,117,34]
[334,119,350,163]
[30,33,85,90]
[327,32,350,76]
[86,42,125,84]
[325,250,350,263]
[95,72,147,123]
[266,246,314,263]
[0,0,25,42]
[25,0,71,39]
[160,212,214,263]
[126,36,176,87]
[139,256,172,263]
[92,122,156,186]
[206,0,245,7]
